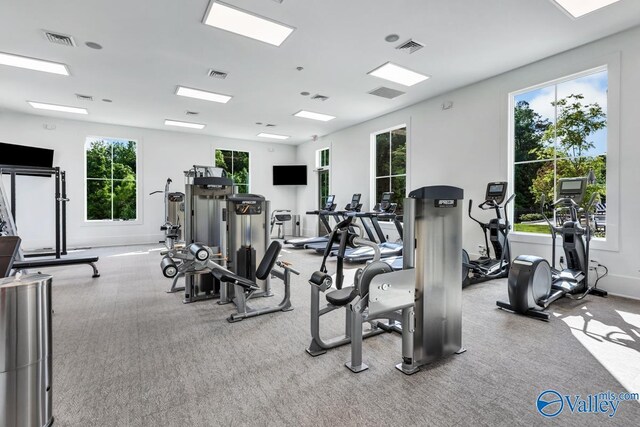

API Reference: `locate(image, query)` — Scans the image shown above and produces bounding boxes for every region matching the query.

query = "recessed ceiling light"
[258,132,289,140]
[385,34,400,42]
[551,0,621,18]
[164,119,205,130]
[28,101,87,114]
[102,98,112,103]
[293,110,336,122]
[300,91,310,96]
[0,52,69,75]
[176,86,232,104]
[203,1,295,47]
[367,62,429,87]
[85,41,103,49]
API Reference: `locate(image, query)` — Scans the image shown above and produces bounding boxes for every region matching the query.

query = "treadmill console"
[348,194,362,210]
[485,182,507,205]
[558,177,587,204]
[323,195,336,210]
[377,192,395,212]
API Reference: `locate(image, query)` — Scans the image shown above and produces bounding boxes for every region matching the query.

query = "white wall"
[296,26,640,299]
[0,111,297,249]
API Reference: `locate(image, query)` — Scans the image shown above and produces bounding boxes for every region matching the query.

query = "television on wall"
[273,165,307,185]
[0,142,54,168]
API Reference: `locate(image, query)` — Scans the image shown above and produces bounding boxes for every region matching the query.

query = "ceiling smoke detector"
[75,94,93,101]
[311,94,329,101]
[368,87,406,99]
[208,69,228,79]
[396,39,424,54]
[44,31,76,47]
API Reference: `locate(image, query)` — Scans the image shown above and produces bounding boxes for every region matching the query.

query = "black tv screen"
[273,165,307,185]
[0,142,54,168]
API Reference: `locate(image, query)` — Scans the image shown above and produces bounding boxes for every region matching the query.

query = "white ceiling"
[1,0,639,144]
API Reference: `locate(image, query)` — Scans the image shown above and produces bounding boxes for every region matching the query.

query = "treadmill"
[302,193,374,251]
[284,195,337,248]
[331,192,404,263]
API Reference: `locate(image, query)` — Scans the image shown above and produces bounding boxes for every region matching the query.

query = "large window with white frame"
[373,126,406,214]
[85,136,138,221]
[214,149,250,193]
[511,67,608,238]
[316,147,330,207]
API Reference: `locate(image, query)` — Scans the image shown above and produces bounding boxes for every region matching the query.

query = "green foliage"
[514,223,551,234]
[215,149,249,192]
[518,213,544,222]
[86,139,137,220]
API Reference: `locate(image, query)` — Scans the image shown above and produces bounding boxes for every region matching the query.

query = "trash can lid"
[408,186,464,200]
[0,273,52,289]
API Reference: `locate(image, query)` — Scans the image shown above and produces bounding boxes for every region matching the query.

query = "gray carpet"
[34,243,640,426]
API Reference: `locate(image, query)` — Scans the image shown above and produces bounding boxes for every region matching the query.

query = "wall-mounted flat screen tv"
[273,165,307,185]
[0,142,54,168]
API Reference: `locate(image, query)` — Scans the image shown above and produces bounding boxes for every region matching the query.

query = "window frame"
[84,135,141,224]
[370,123,408,213]
[213,148,251,193]
[507,56,620,252]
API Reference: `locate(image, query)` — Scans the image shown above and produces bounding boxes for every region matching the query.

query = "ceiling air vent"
[265,124,277,127]
[368,87,405,99]
[311,94,329,101]
[185,111,199,116]
[75,94,93,101]
[208,69,228,79]
[44,31,76,47]
[396,39,424,54]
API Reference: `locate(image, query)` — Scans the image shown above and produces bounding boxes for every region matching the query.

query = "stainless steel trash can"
[0,273,53,427]
[292,215,301,237]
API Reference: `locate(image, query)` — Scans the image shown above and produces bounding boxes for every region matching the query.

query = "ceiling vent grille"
[311,94,329,101]
[396,39,424,54]
[44,31,76,47]
[265,124,277,127]
[75,94,93,101]
[208,69,228,79]
[368,87,405,99]
[185,111,199,116]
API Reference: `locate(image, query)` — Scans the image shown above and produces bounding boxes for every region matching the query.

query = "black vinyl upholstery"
[326,286,357,306]
[0,236,21,278]
[358,261,393,297]
[256,241,282,280]
[212,268,260,290]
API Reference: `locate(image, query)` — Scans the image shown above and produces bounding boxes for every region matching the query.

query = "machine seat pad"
[212,268,260,290]
[326,286,357,306]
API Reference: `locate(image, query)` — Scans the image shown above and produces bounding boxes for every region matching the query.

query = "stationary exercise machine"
[284,195,337,248]
[150,178,184,249]
[496,177,608,320]
[308,186,466,373]
[270,209,292,239]
[462,182,514,287]
[162,165,232,299]
[0,165,99,278]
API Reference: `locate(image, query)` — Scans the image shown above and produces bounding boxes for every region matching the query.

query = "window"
[316,148,330,207]
[511,68,608,238]
[373,126,406,214]
[85,137,138,221]
[215,149,250,193]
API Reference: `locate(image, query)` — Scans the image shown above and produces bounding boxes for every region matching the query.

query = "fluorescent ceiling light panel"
[257,132,289,140]
[176,86,232,104]
[28,101,87,114]
[293,110,336,122]
[0,52,69,75]
[203,1,294,46]
[367,62,429,87]
[164,119,205,130]
[551,0,622,18]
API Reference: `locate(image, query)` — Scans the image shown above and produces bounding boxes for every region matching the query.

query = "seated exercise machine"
[462,182,514,287]
[0,165,99,278]
[284,195,337,248]
[308,186,466,373]
[496,177,608,320]
[150,178,185,250]
[270,209,292,239]
[163,240,298,322]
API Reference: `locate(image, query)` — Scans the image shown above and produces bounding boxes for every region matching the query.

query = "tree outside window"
[374,127,406,214]
[86,137,137,221]
[512,69,607,237]
[215,149,250,193]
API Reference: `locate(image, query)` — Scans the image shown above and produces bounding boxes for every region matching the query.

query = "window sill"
[82,219,143,227]
[510,231,617,253]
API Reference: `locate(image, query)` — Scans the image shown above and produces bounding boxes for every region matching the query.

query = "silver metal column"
[0,273,53,427]
[404,186,465,371]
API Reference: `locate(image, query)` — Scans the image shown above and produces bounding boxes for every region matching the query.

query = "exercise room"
[1,0,639,425]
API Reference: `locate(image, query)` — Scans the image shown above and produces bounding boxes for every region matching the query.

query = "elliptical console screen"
[558,178,586,201]
[485,182,507,204]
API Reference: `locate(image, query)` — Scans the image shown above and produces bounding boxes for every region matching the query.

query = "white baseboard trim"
[599,274,640,301]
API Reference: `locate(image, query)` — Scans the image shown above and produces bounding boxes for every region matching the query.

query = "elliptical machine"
[462,182,514,287]
[150,178,185,250]
[496,177,608,320]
